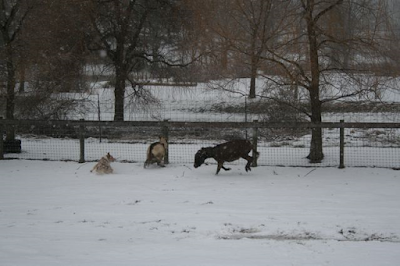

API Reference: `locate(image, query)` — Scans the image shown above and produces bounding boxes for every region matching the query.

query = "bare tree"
[88,0,187,121]
[257,0,396,162]
[0,0,31,141]
[191,0,292,98]
[227,0,282,99]
[187,0,397,163]
[1,0,90,121]
[25,0,88,92]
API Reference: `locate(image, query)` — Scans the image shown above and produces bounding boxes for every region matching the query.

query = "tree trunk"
[220,41,228,72]
[248,37,258,99]
[248,25,259,99]
[6,65,15,121]
[5,48,16,141]
[249,55,257,99]
[18,66,26,93]
[307,87,324,162]
[114,68,126,121]
[305,1,324,162]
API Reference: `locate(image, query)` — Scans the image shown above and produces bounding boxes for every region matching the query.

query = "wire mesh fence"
[69,97,400,123]
[341,127,400,168]
[1,119,400,169]
[16,86,400,124]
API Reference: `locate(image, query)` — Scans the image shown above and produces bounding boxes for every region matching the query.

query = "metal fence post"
[0,117,3,160]
[162,119,169,165]
[252,120,258,167]
[339,120,345,169]
[79,119,85,163]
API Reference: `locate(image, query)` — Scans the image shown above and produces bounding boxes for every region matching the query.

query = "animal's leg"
[157,161,166,167]
[216,162,229,174]
[222,166,231,171]
[104,167,113,174]
[242,155,253,172]
[90,164,98,173]
[144,159,153,168]
[155,154,165,167]
[216,162,223,175]
[144,155,158,168]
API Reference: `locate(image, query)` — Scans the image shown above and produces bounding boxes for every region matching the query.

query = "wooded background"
[2,0,400,163]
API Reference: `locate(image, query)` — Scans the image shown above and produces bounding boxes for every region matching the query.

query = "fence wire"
[1,120,400,169]
[343,128,400,168]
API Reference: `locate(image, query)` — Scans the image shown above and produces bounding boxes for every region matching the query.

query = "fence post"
[252,120,258,167]
[97,94,102,143]
[79,119,85,163]
[162,119,169,165]
[339,119,345,169]
[0,117,3,160]
[245,97,248,139]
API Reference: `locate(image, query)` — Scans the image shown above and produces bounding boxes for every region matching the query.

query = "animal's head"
[159,136,168,147]
[106,152,116,162]
[194,148,210,168]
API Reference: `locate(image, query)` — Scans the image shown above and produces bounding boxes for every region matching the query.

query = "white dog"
[90,153,116,174]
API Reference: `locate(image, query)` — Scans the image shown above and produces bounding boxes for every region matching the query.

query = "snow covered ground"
[65,77,400,122]
[1,160,400,265]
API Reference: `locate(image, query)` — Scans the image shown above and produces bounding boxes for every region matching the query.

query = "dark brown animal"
[144,136,168,168]
[194,139,258,175]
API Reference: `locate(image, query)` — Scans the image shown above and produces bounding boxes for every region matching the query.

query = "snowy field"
[1,160,400,265]
[63,77,400,122]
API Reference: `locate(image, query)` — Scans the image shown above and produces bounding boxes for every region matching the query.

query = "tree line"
[1,0,400,162]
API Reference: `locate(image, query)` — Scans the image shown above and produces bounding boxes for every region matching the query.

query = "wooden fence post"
[252,120,258,167]
[339,120,345,169]
[79,119,85,163]
[162,119,169,165]
[0,117,3,160]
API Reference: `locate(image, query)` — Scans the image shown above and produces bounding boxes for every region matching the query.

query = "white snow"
[61,77,400,122]
[1,160,400,265]
[3,75,400,264]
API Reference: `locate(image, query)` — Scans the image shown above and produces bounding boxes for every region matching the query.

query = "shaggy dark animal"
[194,139,258,175]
